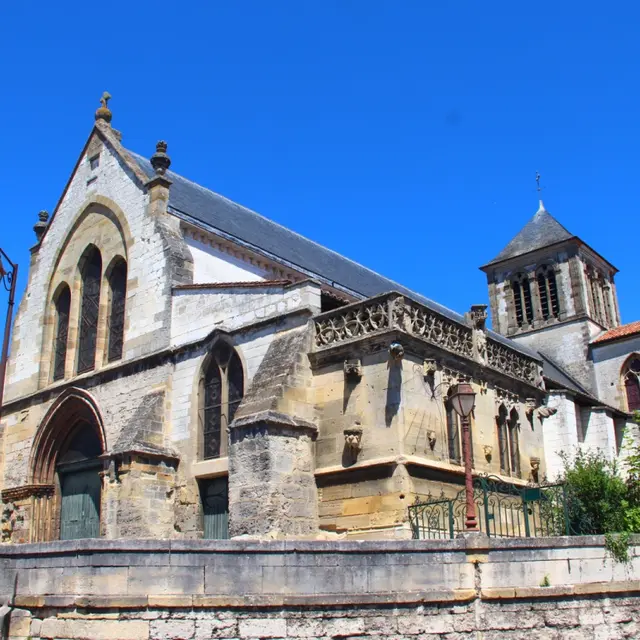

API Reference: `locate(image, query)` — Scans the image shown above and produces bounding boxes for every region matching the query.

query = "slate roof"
[484,202,574,267]
[129,152,539,359]
[592,320,640,345]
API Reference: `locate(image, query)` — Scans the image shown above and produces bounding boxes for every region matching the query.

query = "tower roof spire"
[483,200,574,267]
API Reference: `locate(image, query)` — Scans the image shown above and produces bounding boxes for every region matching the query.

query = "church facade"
[0,96,635,544]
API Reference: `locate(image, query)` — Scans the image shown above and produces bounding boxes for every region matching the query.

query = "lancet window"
[200,342,244,460]
[497,404,521,477]
[107,259,127,362]
[52,285,71,381]
[77,246,102,374]
[446,397,473,466]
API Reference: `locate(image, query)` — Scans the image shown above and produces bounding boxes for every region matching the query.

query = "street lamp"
[449,381,478,531]
[0,249,18,417]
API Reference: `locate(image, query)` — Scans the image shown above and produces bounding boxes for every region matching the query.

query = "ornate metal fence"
[409,475,573,539]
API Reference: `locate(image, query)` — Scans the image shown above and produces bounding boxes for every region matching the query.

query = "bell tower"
[481,200,620,393]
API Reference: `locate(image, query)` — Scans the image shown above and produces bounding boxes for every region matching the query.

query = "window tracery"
[77,247,102,374]
[200,342,244,460]
[52,285,71,381]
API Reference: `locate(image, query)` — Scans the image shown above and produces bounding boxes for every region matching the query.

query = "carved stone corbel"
[530,456,541,483]
[427,430,436,450]
[343,427,363,457]
[469,304,488,365]
[343,358,363,381]
[537,406,558,423]
[525,398,537,418]
[389,342,404,361]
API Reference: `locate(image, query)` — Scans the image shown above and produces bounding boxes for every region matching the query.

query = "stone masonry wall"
[1,537,639,640]
[5,127,178,401]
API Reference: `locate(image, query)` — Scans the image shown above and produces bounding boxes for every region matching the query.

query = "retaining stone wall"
[2,537,639,639]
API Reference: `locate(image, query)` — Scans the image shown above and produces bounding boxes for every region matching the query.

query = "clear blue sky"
[1,2,638,327]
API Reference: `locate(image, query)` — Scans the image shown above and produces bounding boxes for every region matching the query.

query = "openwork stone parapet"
[313,292,541,388]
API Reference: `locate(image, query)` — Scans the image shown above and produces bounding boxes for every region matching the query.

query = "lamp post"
[0,249,18,417]
[449,382,478,531]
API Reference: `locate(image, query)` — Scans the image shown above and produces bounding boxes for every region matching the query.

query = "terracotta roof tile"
[592,320,640,344]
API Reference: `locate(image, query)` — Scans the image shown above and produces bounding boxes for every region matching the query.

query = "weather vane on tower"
[536,171,542,193]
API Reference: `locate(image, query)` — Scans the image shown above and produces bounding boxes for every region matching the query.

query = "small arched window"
[497,404,521,477]
[497,404,509,473]
[445,396,474,466]
[201,342,244,460]
[508,408,521,478]
[77,246,102,374]
[623,357,640,412]
[536,265,560,320]
[52,285,71,381]
[107,259,127,362]
[512,273,533,327]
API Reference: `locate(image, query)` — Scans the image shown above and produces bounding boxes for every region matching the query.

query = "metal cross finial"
[536,171,542,193]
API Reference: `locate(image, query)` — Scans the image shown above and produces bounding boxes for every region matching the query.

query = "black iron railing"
[409,475,574,539]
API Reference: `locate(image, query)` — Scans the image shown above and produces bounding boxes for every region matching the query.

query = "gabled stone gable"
[4,125,193,403]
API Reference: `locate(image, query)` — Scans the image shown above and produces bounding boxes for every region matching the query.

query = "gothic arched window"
[52,285,71,381]
[536,265,560,320]
[445,396,474,466]
[77,246,102,374]
[107,259,127,362]
[497,404,509,473]
[512,273,533,327]
[200,342,244,460]
[508,408,521,478]
[623,357,640,412]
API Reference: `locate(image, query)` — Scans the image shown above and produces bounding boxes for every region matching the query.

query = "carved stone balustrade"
[312,292,542,389]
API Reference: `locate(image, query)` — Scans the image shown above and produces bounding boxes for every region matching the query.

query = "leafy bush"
[559,450,629,535]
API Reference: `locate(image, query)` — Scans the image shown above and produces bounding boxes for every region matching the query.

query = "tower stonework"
[482,201,620,394]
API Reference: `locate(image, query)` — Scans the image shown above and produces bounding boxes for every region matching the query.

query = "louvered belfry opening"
[201,342,244,460]
[537,265,560,321]
[77,246,102,374]
[107,258,127,362]
[53,285,71,381]
[512,273,533,327]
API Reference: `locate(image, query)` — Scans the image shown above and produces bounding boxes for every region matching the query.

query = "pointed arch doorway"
[29,389,106,541]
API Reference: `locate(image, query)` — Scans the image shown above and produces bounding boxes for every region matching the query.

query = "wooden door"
[60,468,101,540]
[202,477,229,539]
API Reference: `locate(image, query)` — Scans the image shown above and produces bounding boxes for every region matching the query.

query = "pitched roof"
[129,151,539,359]
[484,201,574,267]
[592,320,640,345]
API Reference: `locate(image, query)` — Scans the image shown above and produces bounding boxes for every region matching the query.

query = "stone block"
[150,619,195,639]
[39,618,149,639]
[195,618,238,639]
[238,618,287,638]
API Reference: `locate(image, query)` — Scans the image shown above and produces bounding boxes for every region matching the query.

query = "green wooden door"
[60,468,101,540]
[202,477,229,539]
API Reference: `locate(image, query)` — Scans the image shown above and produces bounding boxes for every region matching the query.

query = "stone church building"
[0,96,637,543]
